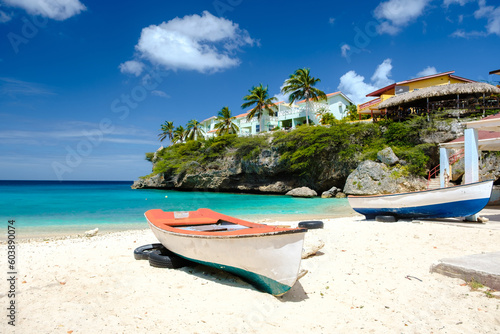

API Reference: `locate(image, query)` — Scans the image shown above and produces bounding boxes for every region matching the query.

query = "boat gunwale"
[347,179,493,200]
[145,208,307,239]
[147,220,307,239]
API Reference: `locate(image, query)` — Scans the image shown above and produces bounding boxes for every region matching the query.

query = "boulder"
[343,160,426,195]
[286,187,318,198]
[258,181,293,194]
[335,192,346,198]
[377,147,399,166]
[321,186,340,198]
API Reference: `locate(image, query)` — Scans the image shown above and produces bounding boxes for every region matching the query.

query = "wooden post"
[483,92,486,116]
[426,97,430,121]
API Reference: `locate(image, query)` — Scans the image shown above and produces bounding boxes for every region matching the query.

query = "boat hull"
[348,180,493,220]
[145,210,306,296]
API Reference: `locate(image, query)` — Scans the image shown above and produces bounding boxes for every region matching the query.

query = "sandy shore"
[2,215,500,333]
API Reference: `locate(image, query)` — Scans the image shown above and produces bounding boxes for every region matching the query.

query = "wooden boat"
[144,208,307,296]
[348,180,493,220]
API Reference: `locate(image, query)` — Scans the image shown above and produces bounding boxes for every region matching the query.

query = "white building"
[200,91,353,138]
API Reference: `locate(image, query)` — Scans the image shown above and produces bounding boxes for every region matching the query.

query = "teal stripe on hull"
[178,255,292,296]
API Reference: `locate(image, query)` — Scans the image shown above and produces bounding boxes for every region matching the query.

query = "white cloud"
[338,71,377,105]
[133,11,255,73]
[374,0,431,35]
[328,17,335,25]
[119,60,145,76]
[338,59,394,105]
[450,28,487,38]
[475,0,500,36]
[443,0,475,6]
[151,90,170,98]
[416,66,438,77]
[371,58,393,87]
[340,44,351,58]
[2,0,86,20]
[0,77,55,97]
[273,83,290,103]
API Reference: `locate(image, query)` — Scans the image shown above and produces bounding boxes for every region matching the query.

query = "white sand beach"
[2,215,500,334]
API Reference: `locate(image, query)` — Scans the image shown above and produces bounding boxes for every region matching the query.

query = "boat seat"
[153,217,220,226]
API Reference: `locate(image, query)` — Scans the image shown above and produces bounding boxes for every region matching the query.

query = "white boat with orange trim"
[144,208,307,296]
[348,180,493,220]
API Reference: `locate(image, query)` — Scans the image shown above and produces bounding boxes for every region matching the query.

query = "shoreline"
[4,214,500,333]
[9,211,360,241]
[8,205,500,241]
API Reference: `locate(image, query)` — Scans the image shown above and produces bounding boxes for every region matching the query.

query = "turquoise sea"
[0,181,355,238]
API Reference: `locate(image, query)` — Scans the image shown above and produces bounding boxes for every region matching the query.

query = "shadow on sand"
[174,262,309,301]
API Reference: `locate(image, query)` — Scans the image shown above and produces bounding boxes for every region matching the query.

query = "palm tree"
[186,119,205,141]
[281,68,327,125]
[173,125,186,144]
[241,84,277,133]
[214,106,239,136]
[158,121,175,145]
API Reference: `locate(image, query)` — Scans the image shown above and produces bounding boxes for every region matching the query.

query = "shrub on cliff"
[273,122,381,181]
[145,115,436,181]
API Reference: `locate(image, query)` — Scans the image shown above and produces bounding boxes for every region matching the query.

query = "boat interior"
[177,220,250,232]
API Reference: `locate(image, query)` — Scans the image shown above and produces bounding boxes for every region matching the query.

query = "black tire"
[298,221,324,229]
[134,243,166,260]
[148,249,189,269]
[375,215,398,223]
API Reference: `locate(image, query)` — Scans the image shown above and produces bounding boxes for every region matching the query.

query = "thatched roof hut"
[378,82,500,109]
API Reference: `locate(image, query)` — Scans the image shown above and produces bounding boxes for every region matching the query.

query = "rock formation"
[285,187,318,198]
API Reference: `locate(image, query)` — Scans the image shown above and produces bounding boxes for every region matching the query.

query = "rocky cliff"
[132,147,351,194]
[132,117,500,196]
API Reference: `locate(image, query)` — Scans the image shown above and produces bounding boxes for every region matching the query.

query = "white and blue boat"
[144,208,307,296]
[348,180,493,220]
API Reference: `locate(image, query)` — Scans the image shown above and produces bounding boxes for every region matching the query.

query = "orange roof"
[234,112,249,118]
[367,71,475,97]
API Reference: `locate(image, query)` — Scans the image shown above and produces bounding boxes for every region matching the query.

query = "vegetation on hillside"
[145,115,436,183]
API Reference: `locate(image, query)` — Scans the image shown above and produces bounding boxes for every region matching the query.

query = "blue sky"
[1,0,499,181]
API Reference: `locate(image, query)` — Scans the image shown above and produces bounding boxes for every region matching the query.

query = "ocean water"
[0,180,355,237]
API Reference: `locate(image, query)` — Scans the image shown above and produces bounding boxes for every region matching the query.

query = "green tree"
[241,84,278,133]
[158,121,175,145]
[186,119,205,141]
[345,104,360,121]
[281,68,327,125]
[214,106,239,136]
[173,125,186,144]
[320,113,338,125]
